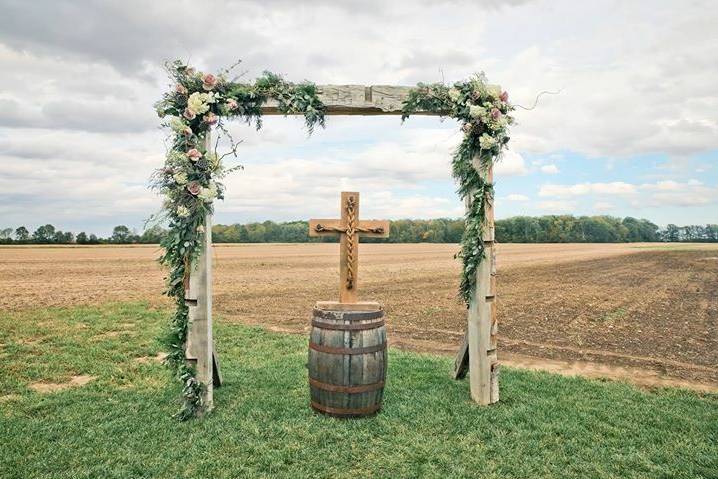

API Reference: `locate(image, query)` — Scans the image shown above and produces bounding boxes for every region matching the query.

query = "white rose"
[448,88,460,102]
[469,105,485,119]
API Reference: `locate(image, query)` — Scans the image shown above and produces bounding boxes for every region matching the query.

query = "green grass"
[0,303,716,478]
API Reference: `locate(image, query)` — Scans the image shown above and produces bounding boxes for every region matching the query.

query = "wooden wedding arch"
[186,85,498,410]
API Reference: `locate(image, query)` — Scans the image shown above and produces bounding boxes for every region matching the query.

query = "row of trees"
[0,224,166,245]
[2,217,717,245]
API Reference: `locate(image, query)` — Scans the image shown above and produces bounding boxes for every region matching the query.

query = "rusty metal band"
[313,308,384,321]
[308,377,385,393]
[311,319,385,331]
[311,401,381,416]
[308,342,386,355]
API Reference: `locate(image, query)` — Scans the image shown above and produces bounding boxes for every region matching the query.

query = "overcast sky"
[0,0,716,235]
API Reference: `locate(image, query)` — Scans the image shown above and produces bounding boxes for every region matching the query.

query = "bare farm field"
[1,242,717,392]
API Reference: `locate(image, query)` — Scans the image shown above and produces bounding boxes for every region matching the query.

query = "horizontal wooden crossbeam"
[261,85,434,116]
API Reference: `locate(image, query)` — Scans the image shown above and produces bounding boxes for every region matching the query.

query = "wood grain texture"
[185,213,214,411]
[466,161,499,405]
[308,307,387,417]
[309,192,390,303]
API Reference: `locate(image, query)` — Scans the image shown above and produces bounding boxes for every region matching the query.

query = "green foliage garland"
[152,60,325,419]
[401,74,514,306]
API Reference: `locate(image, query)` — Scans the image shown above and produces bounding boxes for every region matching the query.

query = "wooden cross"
[309,191,390,305]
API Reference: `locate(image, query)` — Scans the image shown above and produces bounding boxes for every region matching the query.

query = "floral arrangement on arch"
[402,74,514,305]
[152,60,326,419]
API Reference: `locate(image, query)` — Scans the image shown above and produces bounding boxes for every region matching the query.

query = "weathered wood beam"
[465,157,499,405]
[261,85,438,116]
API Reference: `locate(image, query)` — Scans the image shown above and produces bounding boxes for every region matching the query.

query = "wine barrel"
[308,307,387,418]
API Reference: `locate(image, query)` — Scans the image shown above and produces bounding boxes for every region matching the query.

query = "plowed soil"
[2,243,716,389]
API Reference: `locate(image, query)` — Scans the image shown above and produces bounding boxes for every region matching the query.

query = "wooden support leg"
[463,159,499,405]
[185,214,215,412]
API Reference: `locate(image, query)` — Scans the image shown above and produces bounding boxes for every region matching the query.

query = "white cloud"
[495,149,528,176]
[594,201,614,211]
[540,164,559,174]
[539,182,637,198]
[505,194,529,201]
[537,200,575,213]
[0,1,716,232]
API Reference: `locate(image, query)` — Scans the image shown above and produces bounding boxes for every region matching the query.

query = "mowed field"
[2,242,717,390]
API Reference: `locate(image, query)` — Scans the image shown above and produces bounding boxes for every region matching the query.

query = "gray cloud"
[0,0,716,233]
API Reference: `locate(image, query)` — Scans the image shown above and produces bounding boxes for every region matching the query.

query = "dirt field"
[2,242,717,390]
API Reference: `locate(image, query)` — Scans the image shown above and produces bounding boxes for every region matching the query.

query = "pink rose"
[202,73,218,90]
[183,108,196,120]
[226,98,238,111]
[500,91,509,102]
[491,108,502,120]
[186,148,202,161]
[175,84,188,95]
[462,123,473,134]
[203,112,218,125]
[187,182,202,196]
[182,126,193,136]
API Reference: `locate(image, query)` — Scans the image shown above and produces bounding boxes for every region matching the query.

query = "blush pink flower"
[491,108,502,120]
[203,112,218,125]
[226,98,238,111]
[183,108,196,120]
[182,126,193,136]
[175,84,188,95]
[202,73,218,91]
[186,148,202,161]
[499,91,509,102]
[187,181,202,196]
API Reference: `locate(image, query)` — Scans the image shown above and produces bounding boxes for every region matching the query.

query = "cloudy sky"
[1,0,716,235]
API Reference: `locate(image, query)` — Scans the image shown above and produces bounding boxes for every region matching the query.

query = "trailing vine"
[401,74,514,306]
[152,60,325,419]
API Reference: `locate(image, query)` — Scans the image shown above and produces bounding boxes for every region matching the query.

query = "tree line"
[2,216,717,245]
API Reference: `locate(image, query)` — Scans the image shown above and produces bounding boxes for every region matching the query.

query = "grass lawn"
[0,303,716,478]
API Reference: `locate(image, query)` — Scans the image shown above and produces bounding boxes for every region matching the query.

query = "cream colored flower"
[448,88,460,102]
[479,133,497,149]
[469,105,485,119]
[196,225,205,233]
[187,92,210,115]
[169,117,187,133]
[198,182,218,202]
[176,205,190,217]
[488,85,502,99]
[206,152,221,171]
[173,172,188,185]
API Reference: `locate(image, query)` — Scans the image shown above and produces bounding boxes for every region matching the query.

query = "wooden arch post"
[185,132,222,412]
[186,85,500,406]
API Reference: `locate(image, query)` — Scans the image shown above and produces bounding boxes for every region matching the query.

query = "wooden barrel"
[308,307,387,418]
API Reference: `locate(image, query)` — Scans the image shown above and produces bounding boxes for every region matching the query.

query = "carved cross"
[309,192,390,304]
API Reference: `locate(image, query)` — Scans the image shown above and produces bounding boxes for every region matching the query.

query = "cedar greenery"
[152,60,325,419]
[401,74,514,305]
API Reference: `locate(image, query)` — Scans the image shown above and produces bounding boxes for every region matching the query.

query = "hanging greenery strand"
[152,60,325,420]
[401,74,514,305]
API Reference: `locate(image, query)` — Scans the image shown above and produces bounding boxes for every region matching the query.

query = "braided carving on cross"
[309,192,390,304]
